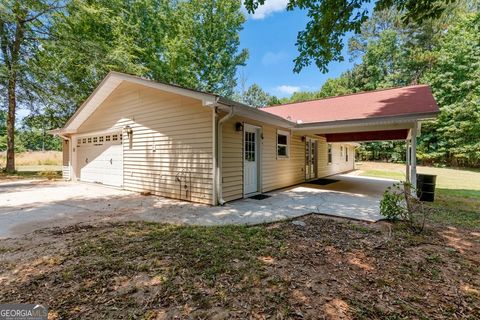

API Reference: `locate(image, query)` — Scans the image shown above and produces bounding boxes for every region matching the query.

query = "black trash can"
[416,174,437,202]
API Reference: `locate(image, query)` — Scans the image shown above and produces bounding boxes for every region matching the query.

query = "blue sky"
[240,1,364,98]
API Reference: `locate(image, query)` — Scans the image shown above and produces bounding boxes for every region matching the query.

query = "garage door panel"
[77,133,123,187]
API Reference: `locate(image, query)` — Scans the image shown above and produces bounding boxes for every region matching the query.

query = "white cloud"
[276,85,301,95]
[261,51,288,66]
[246,0,288,20]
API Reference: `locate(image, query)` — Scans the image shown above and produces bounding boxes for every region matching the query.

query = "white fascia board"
[61,73,123,133]
[292,112,438,132]
[110,72,217,105]
[216,98,295,129]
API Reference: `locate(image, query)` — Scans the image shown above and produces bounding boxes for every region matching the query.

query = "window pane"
[277,134,287,145]
[278,145,287,156]
[245,131,256,161]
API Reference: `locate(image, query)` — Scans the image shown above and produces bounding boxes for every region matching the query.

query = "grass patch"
[428,189,480,228]
[2,222,288,319]
[0,151,62,167]
[16,165,62,172]
[1,217,478,319]
[0,170,62,180]
[360,169,405,180]
[359,164,480,228]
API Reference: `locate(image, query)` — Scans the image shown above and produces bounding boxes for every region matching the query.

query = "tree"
[0,0,62,172]
[0,110,6,151]
[35,0,248,124]
[232,83,282,107]
[181,0,248,97]
[244,0,458,72]
[19,113,61,151]
[277,3,480,167]
[421,13,480,166]
[239,83,272,107]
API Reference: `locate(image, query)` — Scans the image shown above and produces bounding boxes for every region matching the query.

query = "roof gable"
[61,72,217,133]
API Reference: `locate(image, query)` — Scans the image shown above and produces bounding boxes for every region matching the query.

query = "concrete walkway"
[0,174,395,238]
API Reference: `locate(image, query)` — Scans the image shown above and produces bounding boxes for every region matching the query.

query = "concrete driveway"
[0,174,392,238]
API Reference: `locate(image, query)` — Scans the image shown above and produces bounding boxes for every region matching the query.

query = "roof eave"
[217,97,295,128]
[292,111,439,131]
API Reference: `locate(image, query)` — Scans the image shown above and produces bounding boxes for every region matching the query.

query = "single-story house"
[52,72,439,205]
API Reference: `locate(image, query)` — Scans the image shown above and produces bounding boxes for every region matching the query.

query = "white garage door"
[76,132,123,187]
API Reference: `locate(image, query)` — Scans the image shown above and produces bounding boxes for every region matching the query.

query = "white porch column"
[410,123,418,191]
[405,139,410,183]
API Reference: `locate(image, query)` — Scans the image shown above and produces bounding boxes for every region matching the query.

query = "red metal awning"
[323,129,409,142]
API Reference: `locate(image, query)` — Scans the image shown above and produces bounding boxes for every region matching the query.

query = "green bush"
[380,182,435,233]
[380,184,407,220]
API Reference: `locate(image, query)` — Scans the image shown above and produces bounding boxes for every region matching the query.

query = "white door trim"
[305,137,318,181]
[243,123,262,197]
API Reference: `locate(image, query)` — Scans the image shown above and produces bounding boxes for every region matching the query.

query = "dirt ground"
[1,215,479,319]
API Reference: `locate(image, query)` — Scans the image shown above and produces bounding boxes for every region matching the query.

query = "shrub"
[380,182,435,233]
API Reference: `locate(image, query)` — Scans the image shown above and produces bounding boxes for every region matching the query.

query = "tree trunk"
[6,77,16,173]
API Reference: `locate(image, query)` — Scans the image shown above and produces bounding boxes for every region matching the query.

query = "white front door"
[305,137,317,180]
[244,124,260,195]
[76,132,123,187]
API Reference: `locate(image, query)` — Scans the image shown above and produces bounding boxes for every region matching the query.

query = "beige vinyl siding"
[221,116,356,202]
[62,139,69,166]
[221,115,304,202]
[317,140,355,177]
[76,82,213,204]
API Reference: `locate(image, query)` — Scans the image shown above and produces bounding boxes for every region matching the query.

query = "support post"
[410,123,417,193]
[405,139,410,183]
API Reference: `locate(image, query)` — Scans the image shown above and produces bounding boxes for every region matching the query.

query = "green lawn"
[357,162,480,228]
[359,169,405,180]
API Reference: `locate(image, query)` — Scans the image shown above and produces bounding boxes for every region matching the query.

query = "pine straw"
[0,216,479,319]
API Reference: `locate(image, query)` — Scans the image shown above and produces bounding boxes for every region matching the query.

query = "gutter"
[214,102,235,205]
[48,129,70,144]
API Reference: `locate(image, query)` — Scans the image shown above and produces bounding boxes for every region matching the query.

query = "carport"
[225,172,394,222]
[297,119,421,188]
[264,85,440,189]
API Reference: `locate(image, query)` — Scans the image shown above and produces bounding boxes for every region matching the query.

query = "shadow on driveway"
[0,174,393,238]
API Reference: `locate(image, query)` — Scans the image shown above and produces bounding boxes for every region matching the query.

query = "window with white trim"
[277,130,289,158]
[328,144,332,164]
[346,147,349,162]
[340,145,343,157]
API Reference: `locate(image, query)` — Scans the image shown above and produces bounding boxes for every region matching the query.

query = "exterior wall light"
[124,125,133,139]
[235,122,244,132]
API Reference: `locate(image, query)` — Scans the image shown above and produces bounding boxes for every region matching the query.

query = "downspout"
[212,108,218,205]
[215,105,235,205]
